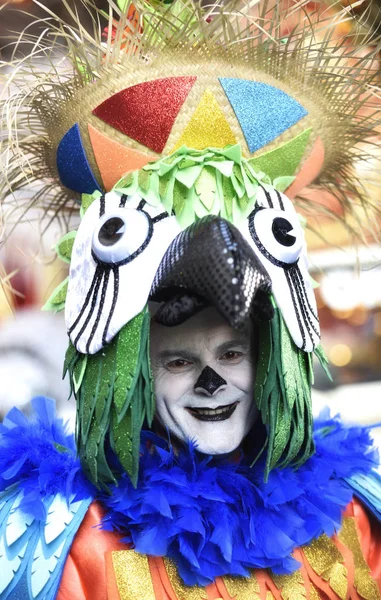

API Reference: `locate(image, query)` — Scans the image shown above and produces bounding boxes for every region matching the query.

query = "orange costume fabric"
[57,499,381,600]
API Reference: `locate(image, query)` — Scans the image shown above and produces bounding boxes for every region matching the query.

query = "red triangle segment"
[92,76,197,153]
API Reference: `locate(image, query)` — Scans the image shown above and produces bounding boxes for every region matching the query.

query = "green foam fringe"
[314,343,332,381]
[254,306,315,479]
[63,306,154,489]
[114,144,275,228]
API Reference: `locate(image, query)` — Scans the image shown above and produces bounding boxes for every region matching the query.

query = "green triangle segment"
[248,128,312,181]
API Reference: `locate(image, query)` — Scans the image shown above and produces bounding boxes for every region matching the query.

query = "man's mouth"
[186,402,239,422]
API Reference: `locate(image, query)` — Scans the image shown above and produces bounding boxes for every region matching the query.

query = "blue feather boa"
[0,397,94,520]
[0,399,378,586]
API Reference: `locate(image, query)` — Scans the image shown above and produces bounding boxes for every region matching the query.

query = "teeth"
[190,404,235,416]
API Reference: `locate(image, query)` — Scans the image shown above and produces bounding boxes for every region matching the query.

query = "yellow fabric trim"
[163,557,207,600]
[302,535,348,600]
[222,573,261,600]
[338,517,381,600]
[271,569,307,600]
[111,550,156,600]
[309,583,320,600]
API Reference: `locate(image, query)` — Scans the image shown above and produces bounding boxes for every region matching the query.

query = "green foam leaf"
[66,307,154,489]
[81,190,102,217]
[273,176,295,193]
[314,344,332,381]
[56,230,77,264]
[253,306,314,479]
[42,278,68,313]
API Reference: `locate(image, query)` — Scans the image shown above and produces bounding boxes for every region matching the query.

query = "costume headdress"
[1,0,380,488]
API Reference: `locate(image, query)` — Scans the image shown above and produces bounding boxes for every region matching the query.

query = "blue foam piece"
[219,79,308,153]
[346,471,381,522]
[56,123,100,194]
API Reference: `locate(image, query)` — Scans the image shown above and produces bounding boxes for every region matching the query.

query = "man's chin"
[193,436,242,456]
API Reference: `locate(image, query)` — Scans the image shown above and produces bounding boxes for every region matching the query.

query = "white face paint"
[150,307,258,455]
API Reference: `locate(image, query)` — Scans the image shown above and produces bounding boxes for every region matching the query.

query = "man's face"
[150,307,257,455]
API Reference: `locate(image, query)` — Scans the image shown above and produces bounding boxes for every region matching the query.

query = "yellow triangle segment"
[88,124,155,191]
[172,90,237,152]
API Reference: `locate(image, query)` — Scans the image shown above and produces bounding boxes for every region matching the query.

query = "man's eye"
[166,359,192,372]
[219,351,244,363]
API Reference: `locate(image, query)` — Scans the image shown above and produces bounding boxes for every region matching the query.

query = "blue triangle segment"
[219,78,308,153]
[56,123,101,194]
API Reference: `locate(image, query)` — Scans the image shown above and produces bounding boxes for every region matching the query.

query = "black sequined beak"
[150,216,273,328]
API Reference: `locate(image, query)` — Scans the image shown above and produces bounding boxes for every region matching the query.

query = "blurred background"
[0,0,380,438]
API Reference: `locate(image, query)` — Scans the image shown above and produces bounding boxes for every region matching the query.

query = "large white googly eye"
[239,187,320,352]
[92,208,151,264]
[65,191,181,354]
[249,207,303,265]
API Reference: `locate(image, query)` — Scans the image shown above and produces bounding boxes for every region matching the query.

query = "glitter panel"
[88,125,154,191]
[271,570,307,600]
[302,535,348,600]
[248,128,312,181]
[93,77,197,153]
[56,123,100,194]
[219,79,308,153]
[163,557,207,600]
[338,517,381,600]
[172,90,236,151]
[223,574,261,600]
[112,550,156,600]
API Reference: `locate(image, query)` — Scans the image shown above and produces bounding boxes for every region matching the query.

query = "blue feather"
[0,398,94,600]
[99,411,379,586]
[0,400,378,589]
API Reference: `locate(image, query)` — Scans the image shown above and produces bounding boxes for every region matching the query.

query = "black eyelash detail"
[285,268,307,351]
[259,185,274,208]
[293,264,319,322]
[275,190,284,211]
[119,194,128,208]
[99,193,106,217]
[291,267,320,340]
[151,212,168,224]
[137,199,146,211]
[86,267,110,353]
[68,264,103,335]
[102,265,119,347]
[73,267,104,348]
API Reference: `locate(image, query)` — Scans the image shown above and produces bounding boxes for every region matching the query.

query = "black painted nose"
[194,366,227,396]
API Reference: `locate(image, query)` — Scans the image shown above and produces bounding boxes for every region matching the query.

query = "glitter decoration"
[223,574,261,600]
[302,535,348,600]
[88,125,155,191]
[112,551,156,600]
[219,79,308,153]
[309,584,320,600]
[56,123,101,194]
[272,570,307,600]
[163,558,207,600]
[93,77,197,153]
[248,128,312,181]
[338,517,381,600]
[171,90,236,152]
